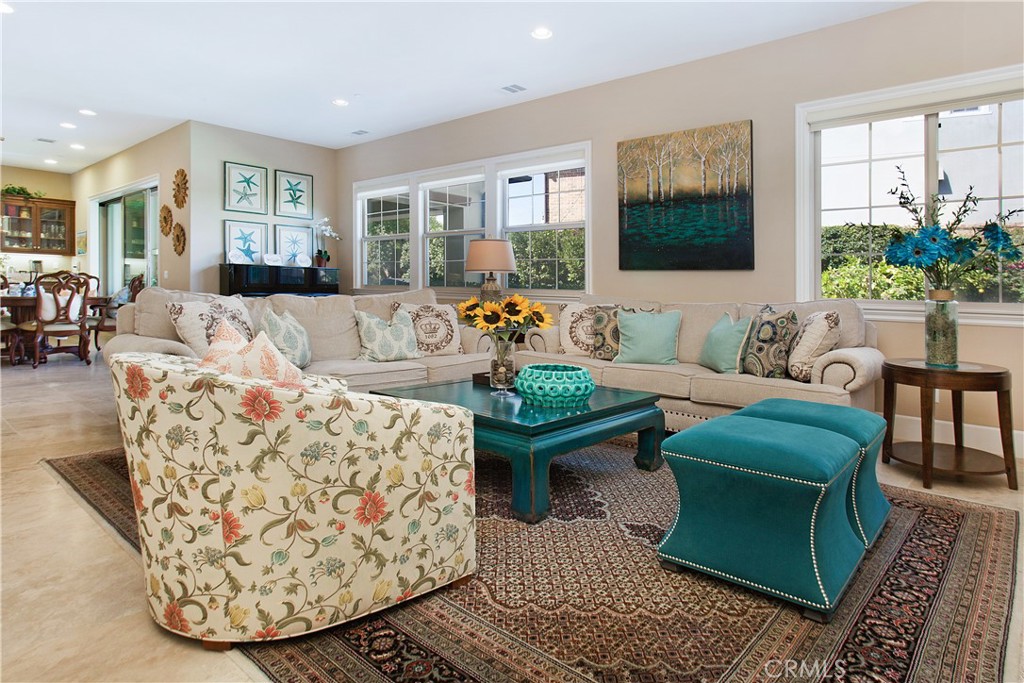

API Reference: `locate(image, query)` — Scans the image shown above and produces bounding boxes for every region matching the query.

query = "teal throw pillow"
[260,309,313,368]
[698,314,754,374]
[614,310,681,365]
[355,309,422,362]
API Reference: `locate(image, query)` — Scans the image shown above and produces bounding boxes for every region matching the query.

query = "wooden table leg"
[882,377,896,464]
[952,390,964,482]
[920,387,934,489]
[997,389,1018,490]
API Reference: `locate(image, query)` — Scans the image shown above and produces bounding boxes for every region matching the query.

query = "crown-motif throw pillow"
[393,302,462,356]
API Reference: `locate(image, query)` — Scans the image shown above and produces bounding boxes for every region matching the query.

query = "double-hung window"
[355,142,590,294]
[360,189,411,286]
[503,166,586,292]
[424,178,486,288]
[799,67,1023,317]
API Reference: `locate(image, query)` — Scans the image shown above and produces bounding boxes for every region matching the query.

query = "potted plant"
[313,217,340,267]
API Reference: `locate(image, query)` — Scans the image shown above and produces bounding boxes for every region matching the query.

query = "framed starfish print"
[275,170,314,219]
[224,162,268,214]
[224,220,267,265]
[275,224,313,265]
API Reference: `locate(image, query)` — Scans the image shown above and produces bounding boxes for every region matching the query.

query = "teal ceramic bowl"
[514,363,596,407]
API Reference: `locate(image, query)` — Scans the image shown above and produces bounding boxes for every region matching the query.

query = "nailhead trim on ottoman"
[656,415,865,618]
[734,398,891,547]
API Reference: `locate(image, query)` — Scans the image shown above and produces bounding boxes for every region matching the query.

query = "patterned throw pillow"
[355,309,422,362]
[199,321,304,389]
[743,305,798,379]
[166,296,254,356]
[393,302,462,356]
[558,304,602,356]
[590,307,623,361]
[260,309,313,368]
[788,310,841,382]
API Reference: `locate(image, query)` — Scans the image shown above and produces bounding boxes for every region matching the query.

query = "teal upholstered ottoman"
[657,415,865,620]
[734,398,890,547]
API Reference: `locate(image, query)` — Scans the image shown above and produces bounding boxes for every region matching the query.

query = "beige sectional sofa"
[519,295,884,432]
[102,287,491,391]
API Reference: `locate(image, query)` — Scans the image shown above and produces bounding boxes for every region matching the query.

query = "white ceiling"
[1,1,911,174]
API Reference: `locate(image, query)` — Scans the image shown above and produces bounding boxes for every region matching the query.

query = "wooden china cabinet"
[1,195,76,255]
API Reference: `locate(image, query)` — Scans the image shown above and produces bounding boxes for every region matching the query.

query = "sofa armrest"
[524,326,560,353]
[811,346,885,392]
[101,334,197,365]
[115,302,136,335]
[460,325,494,354]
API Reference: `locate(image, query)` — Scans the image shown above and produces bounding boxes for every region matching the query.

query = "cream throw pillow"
[788,310,841,382]
[199,321,303,390]
[167,296,254,356]
[393,303,462,356]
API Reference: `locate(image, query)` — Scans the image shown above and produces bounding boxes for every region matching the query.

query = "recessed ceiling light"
[0,3,14,14]
[60,122,77,129]
[332,98,349,107]
[78,109,97,116]
[531,26,553,40]
[70,143,85,150]
[44,159,58,165]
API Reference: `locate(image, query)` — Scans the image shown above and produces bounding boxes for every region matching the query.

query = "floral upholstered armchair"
[108,353,476,647]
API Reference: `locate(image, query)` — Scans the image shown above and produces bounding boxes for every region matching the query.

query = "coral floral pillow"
[199,321,303,389]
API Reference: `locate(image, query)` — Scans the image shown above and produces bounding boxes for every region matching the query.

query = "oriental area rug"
[46,441,1017,683]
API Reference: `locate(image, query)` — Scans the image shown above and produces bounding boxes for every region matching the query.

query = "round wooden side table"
[882,358,1017,490]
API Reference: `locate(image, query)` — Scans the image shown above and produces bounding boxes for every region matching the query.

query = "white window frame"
[795,64,1024,327]
[356,185,413,289]
[353,141,591,298]
[421,174,487,290]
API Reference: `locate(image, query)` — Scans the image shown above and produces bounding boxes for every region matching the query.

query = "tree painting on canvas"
[618,120,753,270]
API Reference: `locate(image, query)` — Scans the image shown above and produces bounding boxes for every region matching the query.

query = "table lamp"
[465,239,516,301]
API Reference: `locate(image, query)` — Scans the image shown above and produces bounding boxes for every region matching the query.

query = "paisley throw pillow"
[787,310,841,382]
[166,296,254,356]
[260,309,312,368]
[355,309,422,362]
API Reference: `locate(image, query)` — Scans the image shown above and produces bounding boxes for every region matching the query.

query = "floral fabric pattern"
[108,352,475,644]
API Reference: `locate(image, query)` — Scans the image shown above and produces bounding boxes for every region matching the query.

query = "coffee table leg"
[634,415,665,471]
[508,448,551,523]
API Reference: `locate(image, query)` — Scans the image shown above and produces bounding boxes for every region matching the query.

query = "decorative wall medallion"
[160,204,173,236]
[173,169,189,209]
[172,222,186,256]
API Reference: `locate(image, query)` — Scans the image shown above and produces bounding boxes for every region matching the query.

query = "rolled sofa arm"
[115,302,136,335]
[811,346,885,392]
[102,334,197,365]
[460,326,494,354]
[108,352,476,645]
[524,326,560,353]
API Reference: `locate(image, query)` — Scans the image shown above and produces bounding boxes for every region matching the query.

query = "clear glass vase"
[925,289,958,368]
[490,338,516,397]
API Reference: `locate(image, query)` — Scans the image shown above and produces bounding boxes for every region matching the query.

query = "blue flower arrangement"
[884,166,1021,291]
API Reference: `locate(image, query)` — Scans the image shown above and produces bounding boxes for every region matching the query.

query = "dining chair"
[15,270,92,368]
[91,273,146,351]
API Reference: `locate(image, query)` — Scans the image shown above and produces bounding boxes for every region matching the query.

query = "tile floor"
[1,354,1021,682]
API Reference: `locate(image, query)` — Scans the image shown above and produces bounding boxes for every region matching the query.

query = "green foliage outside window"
[506,228,585,291]
[821,223,1024,302]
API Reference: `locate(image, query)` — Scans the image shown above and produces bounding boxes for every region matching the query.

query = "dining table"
[2,294,111,325]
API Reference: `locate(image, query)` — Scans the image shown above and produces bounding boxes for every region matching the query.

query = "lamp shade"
[465,239,516,273]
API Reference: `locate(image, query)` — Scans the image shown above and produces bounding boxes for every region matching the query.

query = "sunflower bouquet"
[456,294,553,342]
[457,294,553,393]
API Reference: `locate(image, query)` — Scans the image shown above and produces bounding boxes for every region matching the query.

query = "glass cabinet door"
[2,200,35,250]
[39,205,70,253]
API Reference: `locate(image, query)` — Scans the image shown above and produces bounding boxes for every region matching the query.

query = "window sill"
[858,300,1024,328]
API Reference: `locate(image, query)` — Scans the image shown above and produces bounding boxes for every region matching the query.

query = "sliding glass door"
[99,187,157,295]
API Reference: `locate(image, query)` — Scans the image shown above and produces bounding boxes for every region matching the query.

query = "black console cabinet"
[220,264,340,297]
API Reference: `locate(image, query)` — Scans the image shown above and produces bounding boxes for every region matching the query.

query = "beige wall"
[1,166,73,199]
[71,122,191,290]
[1,166,77,277]
[188,122,338,294]
[335,1,1023,430]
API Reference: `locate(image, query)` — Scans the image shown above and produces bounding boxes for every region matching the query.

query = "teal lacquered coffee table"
[374,381,665,523]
